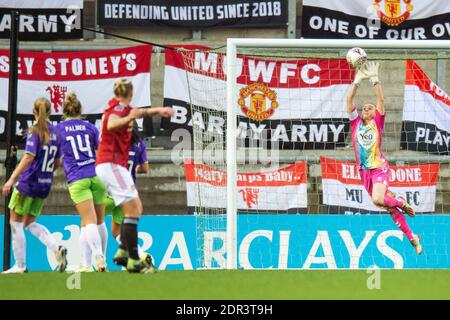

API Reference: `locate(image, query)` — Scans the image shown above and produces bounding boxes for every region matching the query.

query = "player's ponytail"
[131,121,140,146]
[113,79,133,99]
[63,91,82,119]
[30,97,51,145]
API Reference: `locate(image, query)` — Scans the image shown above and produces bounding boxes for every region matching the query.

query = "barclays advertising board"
[1,215,449,270]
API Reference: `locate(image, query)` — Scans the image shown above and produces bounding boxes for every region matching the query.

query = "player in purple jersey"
[2,98,67,274]
[105,123,151,265]
[57,92,108,272]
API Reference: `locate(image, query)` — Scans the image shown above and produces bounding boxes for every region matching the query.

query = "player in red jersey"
[96,79,173,273]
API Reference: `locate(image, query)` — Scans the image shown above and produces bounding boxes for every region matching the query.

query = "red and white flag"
[184,160,308,213]
[401,59,450,154]
[321,157,439,214]
[0,45,152,141]
[164,46,354,149]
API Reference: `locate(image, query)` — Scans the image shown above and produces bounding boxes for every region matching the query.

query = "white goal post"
[225,39,450,269]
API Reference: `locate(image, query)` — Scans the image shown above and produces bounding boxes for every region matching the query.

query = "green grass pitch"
[1,270,450,300]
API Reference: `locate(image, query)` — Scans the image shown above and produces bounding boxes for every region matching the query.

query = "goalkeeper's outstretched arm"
[346,83,358,114]
[374,83,385,115]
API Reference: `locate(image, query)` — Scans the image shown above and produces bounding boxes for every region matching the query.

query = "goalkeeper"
[347,61,422,255]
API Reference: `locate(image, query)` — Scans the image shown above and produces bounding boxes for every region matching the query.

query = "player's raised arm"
[365,61,384,115]
[347,65,369,114]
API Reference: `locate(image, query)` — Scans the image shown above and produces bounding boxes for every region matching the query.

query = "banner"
[401,60,450,155]
[163,46,353,150]
[321,157,439,214]
[0,45,152,144]
[0,0,83,40]
[2,214,450,270]
[97,0,287,29]
[184,160,308,214]
[302,0,450,40]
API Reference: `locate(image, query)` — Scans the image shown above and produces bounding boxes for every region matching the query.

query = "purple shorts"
[359,166,390,196]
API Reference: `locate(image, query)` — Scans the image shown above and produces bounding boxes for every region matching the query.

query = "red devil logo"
[239,187,260,209]
[46,85,67,112]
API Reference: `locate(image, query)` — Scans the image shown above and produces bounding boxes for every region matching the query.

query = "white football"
[346,47,367,69]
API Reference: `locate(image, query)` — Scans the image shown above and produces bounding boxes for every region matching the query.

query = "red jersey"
[96,98,133,168]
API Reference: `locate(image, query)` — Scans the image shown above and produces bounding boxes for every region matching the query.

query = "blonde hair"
[63,91,82,118]
[113,79,133,99]
[30,97,51,145]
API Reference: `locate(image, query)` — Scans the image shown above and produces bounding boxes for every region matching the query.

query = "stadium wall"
[1,214,449,270]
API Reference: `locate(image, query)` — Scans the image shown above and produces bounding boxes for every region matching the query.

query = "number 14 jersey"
[56,118,99,184]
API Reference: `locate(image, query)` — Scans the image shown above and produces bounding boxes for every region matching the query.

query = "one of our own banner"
[0,0,83,40]
[163,46,354,150]
[0,45,152,145]
[184,160,308,214]
[401,59,450,155]
[321,157,439,214]
[97,0,287,29]
[302,0,450,40]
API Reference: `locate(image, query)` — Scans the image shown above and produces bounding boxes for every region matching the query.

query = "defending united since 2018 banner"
[321,157,439,214]
[401,60,450,155]
[0,45,152,143]
[302,0,450,40]
[0,0,83,40]
[184,160,308,214]
[163,46,353,150]
[97,0,287,29]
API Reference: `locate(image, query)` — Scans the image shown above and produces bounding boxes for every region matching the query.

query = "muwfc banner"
[184,160,308,214]
[401,60,450,155]
[0,45,152,144]
[0,0,83,40]
[163,46,354,150]
[302,0,450,40]
[321,157,439,214]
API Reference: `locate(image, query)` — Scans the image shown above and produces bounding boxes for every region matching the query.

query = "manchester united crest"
[373,0,414,26]
[237,83,278,122]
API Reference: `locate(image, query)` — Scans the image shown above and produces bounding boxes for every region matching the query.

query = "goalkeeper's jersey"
[349,107,387,170]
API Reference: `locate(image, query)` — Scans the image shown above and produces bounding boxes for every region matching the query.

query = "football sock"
[97,222,108,256]
[26,222,57,252]
[384,192,404,208]
[10,221,26,269]
[390,208,414,241]
[80,226,92,268]
[122,218,139,260]
[84,223,103,258]
[119,223,127,250]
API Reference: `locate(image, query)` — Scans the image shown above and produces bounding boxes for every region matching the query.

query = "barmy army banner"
[0,0,83,40]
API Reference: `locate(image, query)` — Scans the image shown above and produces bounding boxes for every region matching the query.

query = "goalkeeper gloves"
[353,64,369,86]
[365,61,380,86]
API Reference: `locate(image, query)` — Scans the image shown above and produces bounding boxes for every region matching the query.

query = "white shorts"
[95,163,138,206]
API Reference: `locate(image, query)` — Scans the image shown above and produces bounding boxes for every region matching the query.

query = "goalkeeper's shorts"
[359,166,390,196]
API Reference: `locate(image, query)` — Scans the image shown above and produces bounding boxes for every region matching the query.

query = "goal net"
[179,40,450,270]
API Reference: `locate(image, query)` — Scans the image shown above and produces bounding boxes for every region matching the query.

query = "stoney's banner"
[184,160,308,214]
[321,157,439,214]
[97,0,287,29]
[163,46,354,150]
[0,45,153,145]
[302,0,450,40]
[401,60,450,155]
